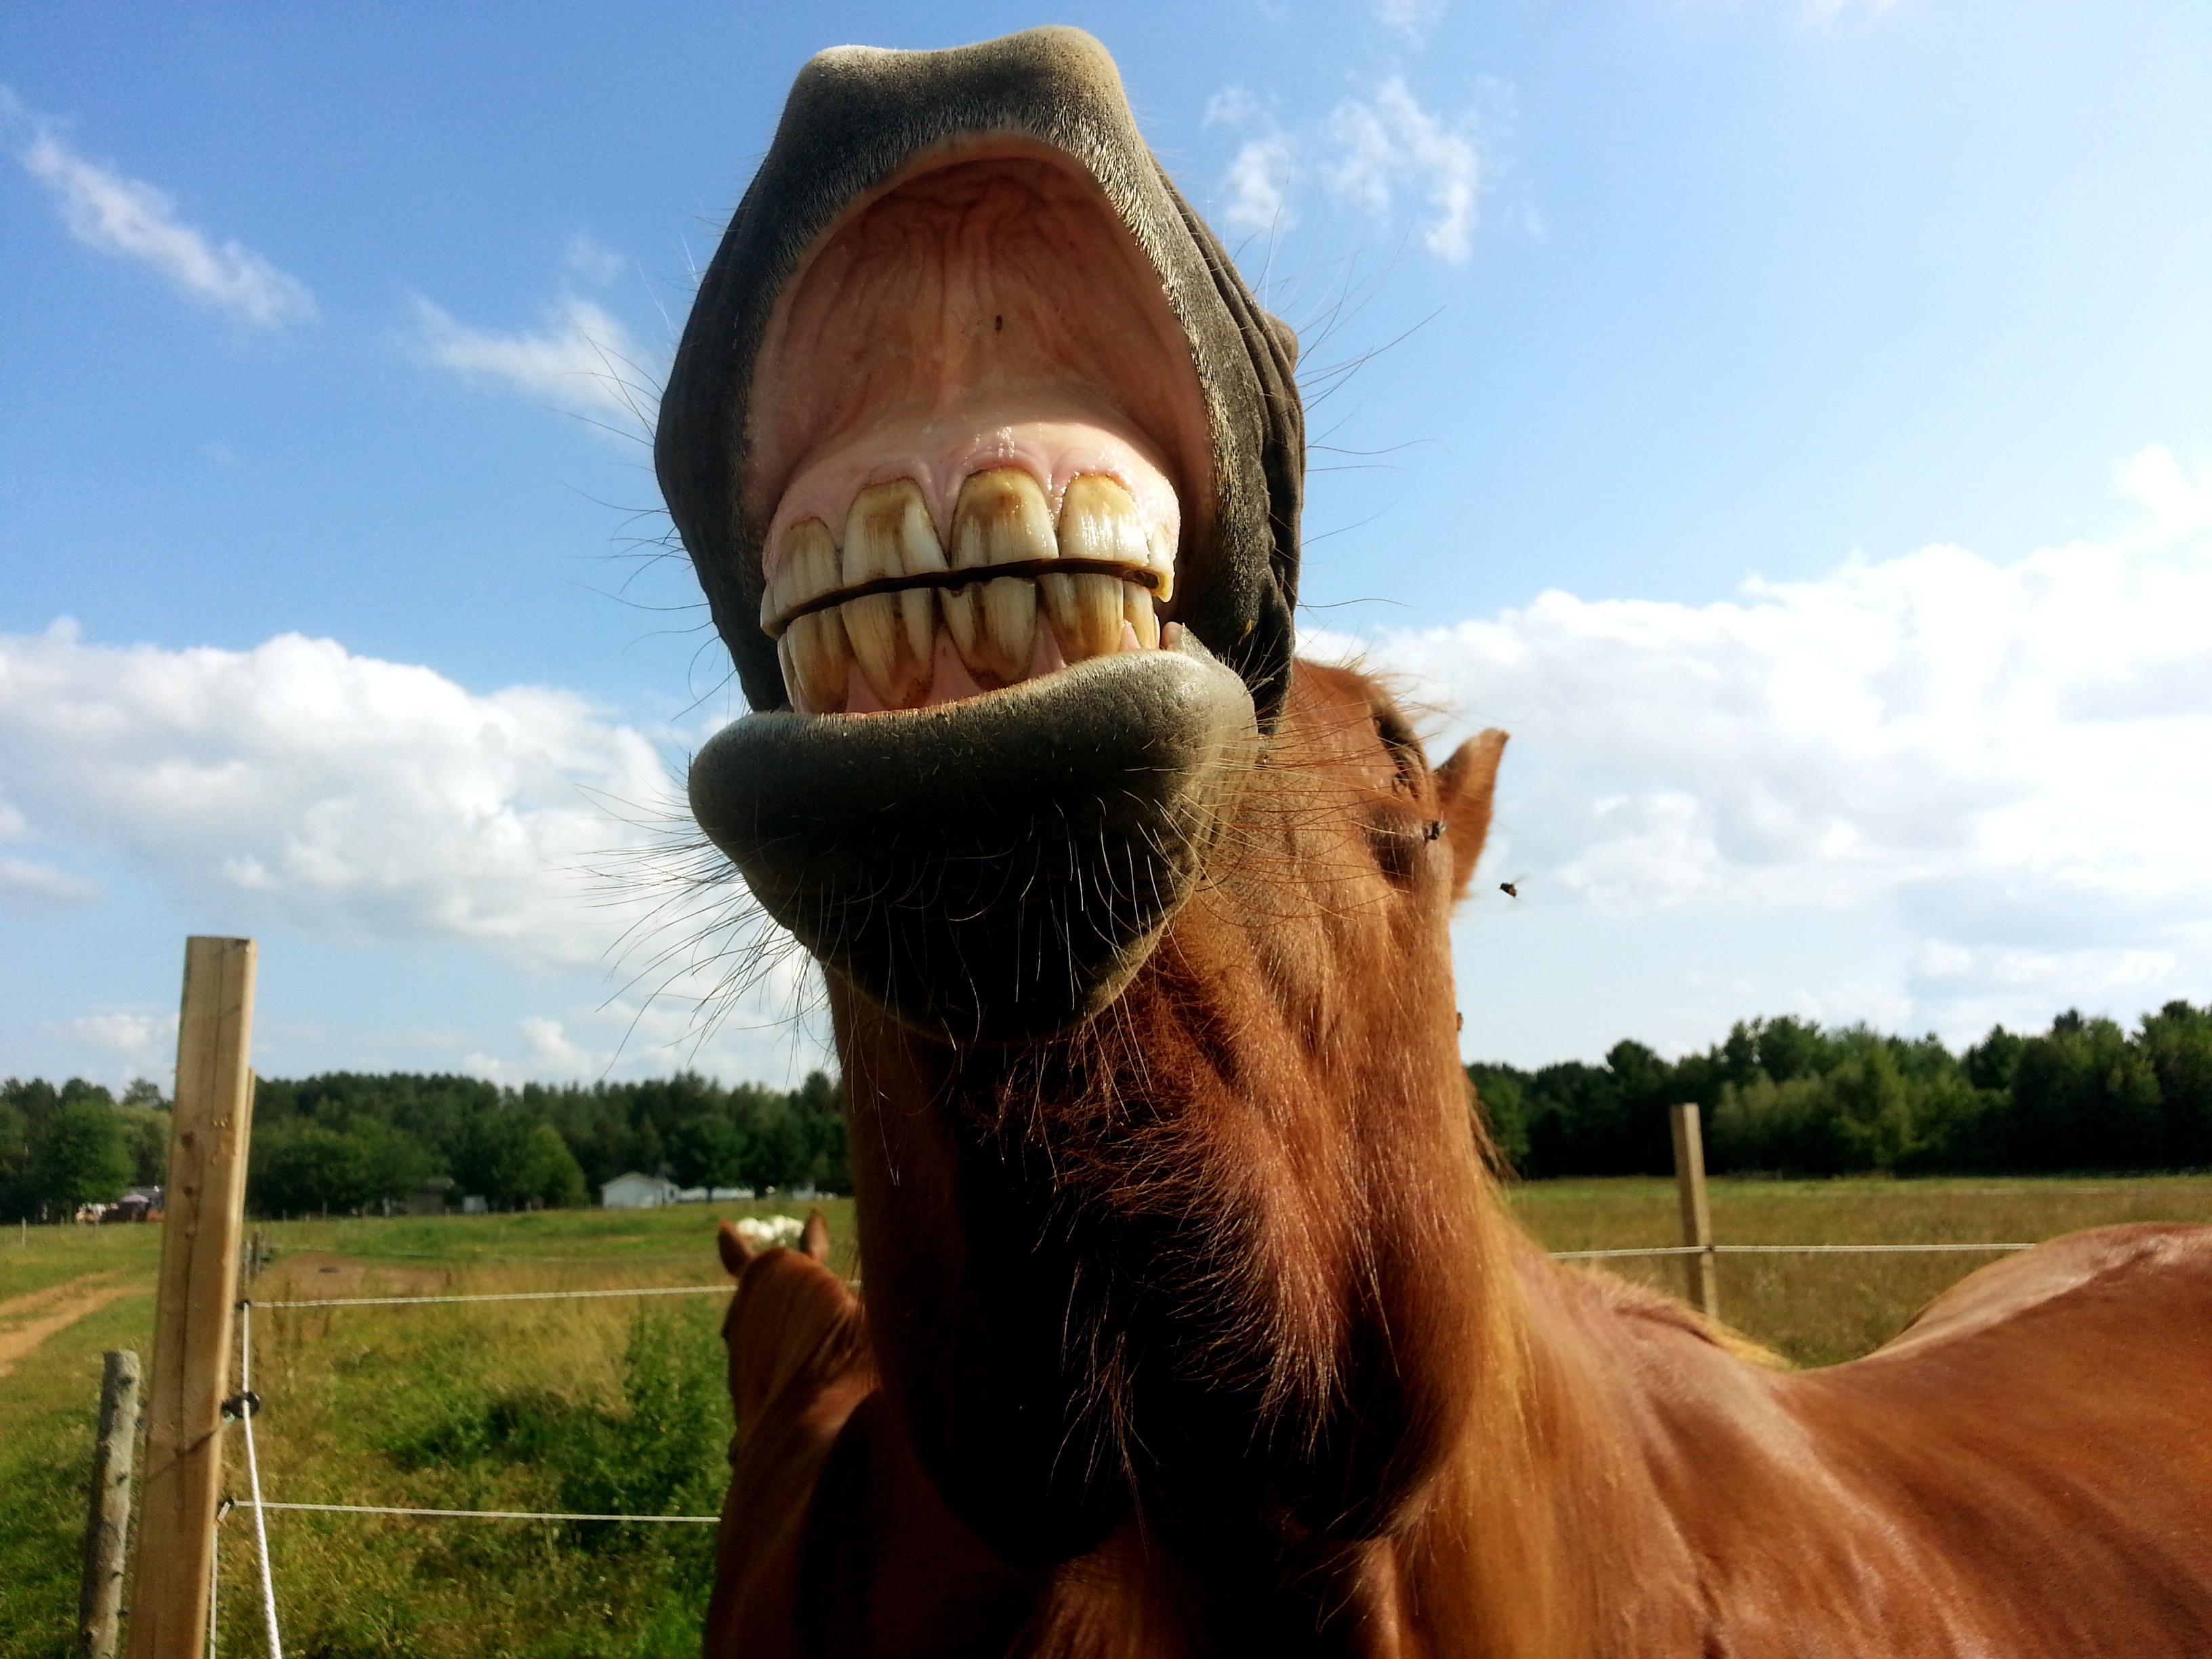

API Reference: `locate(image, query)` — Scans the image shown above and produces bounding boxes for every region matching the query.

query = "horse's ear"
[801,1208,832,1263]
[718,1218,756,1278]
[1435,729,1508,902]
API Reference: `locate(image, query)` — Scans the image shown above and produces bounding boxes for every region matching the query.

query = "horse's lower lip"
[689,635,1258,1042]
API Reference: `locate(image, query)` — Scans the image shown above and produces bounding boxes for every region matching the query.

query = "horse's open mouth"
[745,147,1209,716]
[661,30,1298,1041]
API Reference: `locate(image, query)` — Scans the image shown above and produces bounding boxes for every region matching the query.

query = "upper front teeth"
[762,470,1174,712]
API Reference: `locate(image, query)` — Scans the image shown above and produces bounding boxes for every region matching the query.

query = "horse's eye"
[1373,707,1425,795]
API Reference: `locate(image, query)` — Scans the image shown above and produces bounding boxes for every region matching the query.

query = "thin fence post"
[1669,1103,1719,1319]
[127,938,257,1659]
[77,1349,142,1659]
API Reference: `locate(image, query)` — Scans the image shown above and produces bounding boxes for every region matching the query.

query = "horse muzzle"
[689,629,1255,1042]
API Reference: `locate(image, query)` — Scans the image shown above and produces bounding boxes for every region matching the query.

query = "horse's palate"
[760,469,1171,712]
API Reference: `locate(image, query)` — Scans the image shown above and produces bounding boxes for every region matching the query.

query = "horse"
[665,28,2212,1656]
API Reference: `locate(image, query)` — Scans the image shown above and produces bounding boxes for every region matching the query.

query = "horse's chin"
[689,628,1258,1043]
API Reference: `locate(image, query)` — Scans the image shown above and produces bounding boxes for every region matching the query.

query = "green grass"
[3,1180,2209,1657]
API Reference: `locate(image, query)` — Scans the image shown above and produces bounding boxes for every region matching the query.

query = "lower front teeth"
[780,605,853,714]
[1040,569,1126,663]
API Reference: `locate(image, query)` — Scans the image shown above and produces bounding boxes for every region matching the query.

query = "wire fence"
[207,1236,2047,1658]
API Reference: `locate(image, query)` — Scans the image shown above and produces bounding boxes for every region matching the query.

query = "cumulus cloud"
[1324,79,1481,262]
[0,622,685,966]
[1311,444,2212,1043]
[70,1010,178,1067]
[562,232,627,286]
[1372,0,1448,46]
[14,119,316,327]
[1223,136,1301,237]
[412,295,659,423]
[0,855,99,906]
[1204,76,1484,263]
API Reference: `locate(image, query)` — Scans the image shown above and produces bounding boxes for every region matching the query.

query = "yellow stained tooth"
[765,518,840,636]
[841,481,940,708]
[1124,583,1161,649]
[783,607,851,713]
[1057,475,1148,565]
[842,593,928,708]
[971,577,1038,688]
[1042,571,1125,663]
[842,480,945,581]
[1148,524,1176,604]
[950,468,1051,686]
[764,519,831,635]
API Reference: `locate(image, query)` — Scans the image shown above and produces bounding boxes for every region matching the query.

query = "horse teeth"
[1050,476,1151,662]
[1041,571,1125,662]
[1124,583,1161,649]
[1057,474,1147,565]
[766,517,840,636]
[771,467,1170,705]
[841,481,943,706]
[949,468,1052,686]
[782,606,851,712]
[842,479,947,584]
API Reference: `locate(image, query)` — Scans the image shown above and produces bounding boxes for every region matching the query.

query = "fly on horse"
[662,29,2212,1656]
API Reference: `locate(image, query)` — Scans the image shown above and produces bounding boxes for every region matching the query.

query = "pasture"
[2,1176,2206,1659]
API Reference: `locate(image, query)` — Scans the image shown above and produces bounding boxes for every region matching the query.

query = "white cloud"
[16,123,316,327]
[412,295,658,423]
[70,1010,178,1067]
[0,621,823,1078]
[0,855,99,905]
[1204,85,1263,129]
[1372,0,1448,46]
[1209,75,1485,264]
[1323,79,1481,263]
[0,621,682,966]
[563,232,627,286]
[1223,136,1300,236]
[1312,443,2212,1046]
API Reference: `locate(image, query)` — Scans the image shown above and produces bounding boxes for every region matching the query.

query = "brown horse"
[667,28,2212,1657]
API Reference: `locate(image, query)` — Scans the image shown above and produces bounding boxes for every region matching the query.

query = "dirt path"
[0,1272,150,1379]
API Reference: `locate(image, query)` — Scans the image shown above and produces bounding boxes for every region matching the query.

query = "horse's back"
[1791,1223,2212,1656]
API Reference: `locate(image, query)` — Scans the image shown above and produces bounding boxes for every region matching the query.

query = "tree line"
[0,1069,848,1221]
[1471,1000,2212,1179]
[9,998,2207,1217]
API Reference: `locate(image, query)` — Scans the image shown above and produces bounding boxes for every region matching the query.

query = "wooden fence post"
[77,1349,142,1659]
[127,938,257,1659]
[1670,1102,1719,1320]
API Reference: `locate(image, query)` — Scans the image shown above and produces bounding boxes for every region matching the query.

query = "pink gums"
[763,406,1181,588]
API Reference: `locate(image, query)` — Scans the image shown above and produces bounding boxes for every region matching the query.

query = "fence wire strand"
[236,1303,285,1659]
[225,1240,2040,1553]
[242,1500,719,1523]
[1550,1242,2036,1261]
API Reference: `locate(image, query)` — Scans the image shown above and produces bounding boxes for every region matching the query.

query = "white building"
[599,1170,682,1210]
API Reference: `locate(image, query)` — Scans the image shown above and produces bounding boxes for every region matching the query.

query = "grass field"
[3,1176,2208,1659]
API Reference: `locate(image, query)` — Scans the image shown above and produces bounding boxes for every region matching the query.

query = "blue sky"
[4,0,2209,1088]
